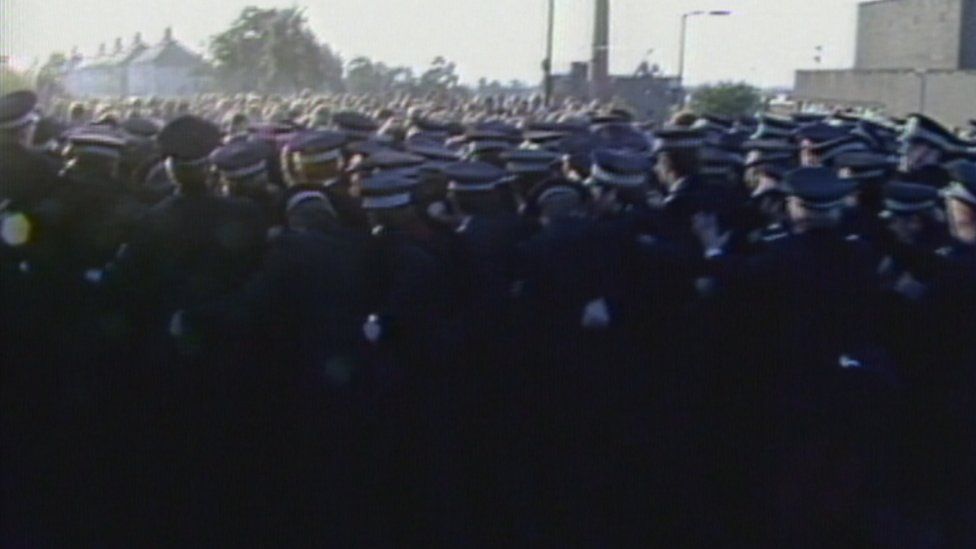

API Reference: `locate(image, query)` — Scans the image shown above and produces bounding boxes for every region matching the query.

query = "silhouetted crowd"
[2,89,975,547]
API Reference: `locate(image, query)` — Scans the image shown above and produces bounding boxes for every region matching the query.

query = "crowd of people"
[2,87,975,547]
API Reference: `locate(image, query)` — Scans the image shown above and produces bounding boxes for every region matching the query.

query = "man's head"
[879,182,940,244]
[749,114,796,142]
[223,111,250,136]
[62,130,127,180]
[463,134,517,168]
[586,149,652,212]
[0,90,40,147]
[899,114,956,172]
[68,102,87,125]
[500,149,561,198]
[667,110,698,128]
[900,140,943,173]
[654,149,699,188]
[802,136,869,169]
[284,130,347,186]
[944,162,976,245]
[285,191,337,232]
[744,148,795,192]
[211,139,274,199]
[333,111,380,142]
[158,115,223,194]
[442,161,509,216]
[524,178,590,224]
[360,171,422,231]
[782,167,858,231]
[653,128,704,187]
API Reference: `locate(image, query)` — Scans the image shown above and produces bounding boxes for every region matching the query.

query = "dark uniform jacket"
[112,191,268,327]
[708,227,885,379]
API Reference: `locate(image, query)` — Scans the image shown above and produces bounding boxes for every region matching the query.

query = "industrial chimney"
[591,0,611,100]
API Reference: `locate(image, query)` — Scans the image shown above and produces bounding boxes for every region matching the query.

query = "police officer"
[698,166,893,544]
[115,114,266,315]
[107,116,269,541]
[281,130,369,230]
[357,170,475,545]
[740,149,794,249]
[834,151,898,242]
[211,138,279,222]
[499,149,562,212]
[0,89,67,545]
[875,182,947,393]
[898,113,960,186]
[1,91,58,241]
[442,161,535,305]
[902,162,976,546]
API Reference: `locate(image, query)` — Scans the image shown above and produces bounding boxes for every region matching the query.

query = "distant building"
[63,28,210,97]
[794,0,976,127]
[552,62,679,122]
[550,0,680,122]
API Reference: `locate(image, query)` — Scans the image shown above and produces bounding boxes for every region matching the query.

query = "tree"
[690,81,762,118]
[417,56,460,95]
[344,56,415,95]
[319,43,344,91]
[345,56,385,94]
[210,6,342,93]
[36,52,67,94]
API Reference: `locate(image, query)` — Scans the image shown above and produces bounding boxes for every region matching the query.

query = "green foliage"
[0,67,33,95]
[345,56,413,95]
[344,55,463,96]
[418,56,460,94]
[210,6,343,93]
[690,81,762,118]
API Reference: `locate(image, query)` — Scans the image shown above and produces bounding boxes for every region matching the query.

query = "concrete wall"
[794,68,976,127]
[855,0,970,70]
[609,76,678,122]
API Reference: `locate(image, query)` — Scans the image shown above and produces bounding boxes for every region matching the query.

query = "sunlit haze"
[3,0,863,87]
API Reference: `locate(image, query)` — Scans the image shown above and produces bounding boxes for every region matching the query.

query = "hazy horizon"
[2,0,864,87]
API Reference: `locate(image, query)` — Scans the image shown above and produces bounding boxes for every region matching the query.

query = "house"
[126,28,210,96]
[62,28,210,97]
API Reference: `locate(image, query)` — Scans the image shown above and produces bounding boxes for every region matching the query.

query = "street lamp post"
[678,10,731,107]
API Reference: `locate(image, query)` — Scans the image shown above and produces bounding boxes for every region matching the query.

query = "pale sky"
[1,0,865,87]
